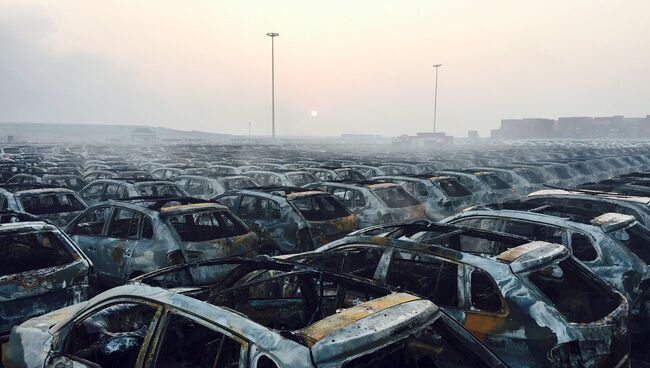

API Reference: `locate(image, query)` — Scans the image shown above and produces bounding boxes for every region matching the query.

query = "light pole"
[433,64,442,133]
[248,122,252,144]
[266,32,279,139]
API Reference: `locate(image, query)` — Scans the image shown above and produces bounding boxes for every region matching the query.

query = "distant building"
[130,128,158,144]
[467,130,479,140]
[340,134,387,144]
[392,132,453,148]
[556,117,594,138]
[494,118,555,139]
[492,115,650,139]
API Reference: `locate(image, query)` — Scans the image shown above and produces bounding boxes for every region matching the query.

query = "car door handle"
[88,246,96,252]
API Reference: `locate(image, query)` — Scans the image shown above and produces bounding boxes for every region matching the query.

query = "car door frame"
[147,306,250,368]
[99,206,146,285]
[67,205,114,272]
[47,297,165,368]
[376,247,467,322]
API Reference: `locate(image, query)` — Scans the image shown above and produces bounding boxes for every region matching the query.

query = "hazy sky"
[1,1,649,137]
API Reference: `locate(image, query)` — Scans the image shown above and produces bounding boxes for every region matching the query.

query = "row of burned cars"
[3,142,650,368]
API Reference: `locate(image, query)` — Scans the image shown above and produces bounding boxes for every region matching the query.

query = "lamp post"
[433,64,442,133]
[266,32,279,139]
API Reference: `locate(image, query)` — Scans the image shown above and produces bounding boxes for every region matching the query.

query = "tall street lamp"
[433,64,442,133]
[266,32,279,139]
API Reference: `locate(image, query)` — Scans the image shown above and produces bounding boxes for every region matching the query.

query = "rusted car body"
[310,181,427,228]
[437,170,505,204]
[0,221,93,339]
[468,167,539,197]
[214,187,358,253]
[374,175,473,219]
[289,225,631,367]
[443,206,650,358]
[2,258,507,368]
[0,186,88,226]
[443,207,650,301]
[65,197,259,286]
[527,189,650,228]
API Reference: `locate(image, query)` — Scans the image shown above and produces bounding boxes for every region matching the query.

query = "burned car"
[443,205,650,302]
[2,258,507,368]
[79,178,188,205]
[443,204,650,356]
[175,174,259,199]
[526,189,650,228]
[217,175,259,191]
[4,174,41,186]
[467,167,539,197]
[287,224,630,368]
[0,221,93,340]
[151,167,186,180]
[344,164,386,179]
[41,174,87,192]
[243,170,295,187]
[174,175,228,199]
[310,180,427,228]
[374,175,473,219]
[214,187,357,253]
[0,185,88,226]
[65,197,259,287]
[437,170,510,204]
[283,170,321,187]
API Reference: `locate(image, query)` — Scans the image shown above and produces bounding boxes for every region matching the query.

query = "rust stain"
[286,191,325,200]
[463,311,508,343]
[111,246,124,263]
[297,293,420,347]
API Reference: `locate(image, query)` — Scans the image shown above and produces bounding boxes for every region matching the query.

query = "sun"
[310,110,318,117]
